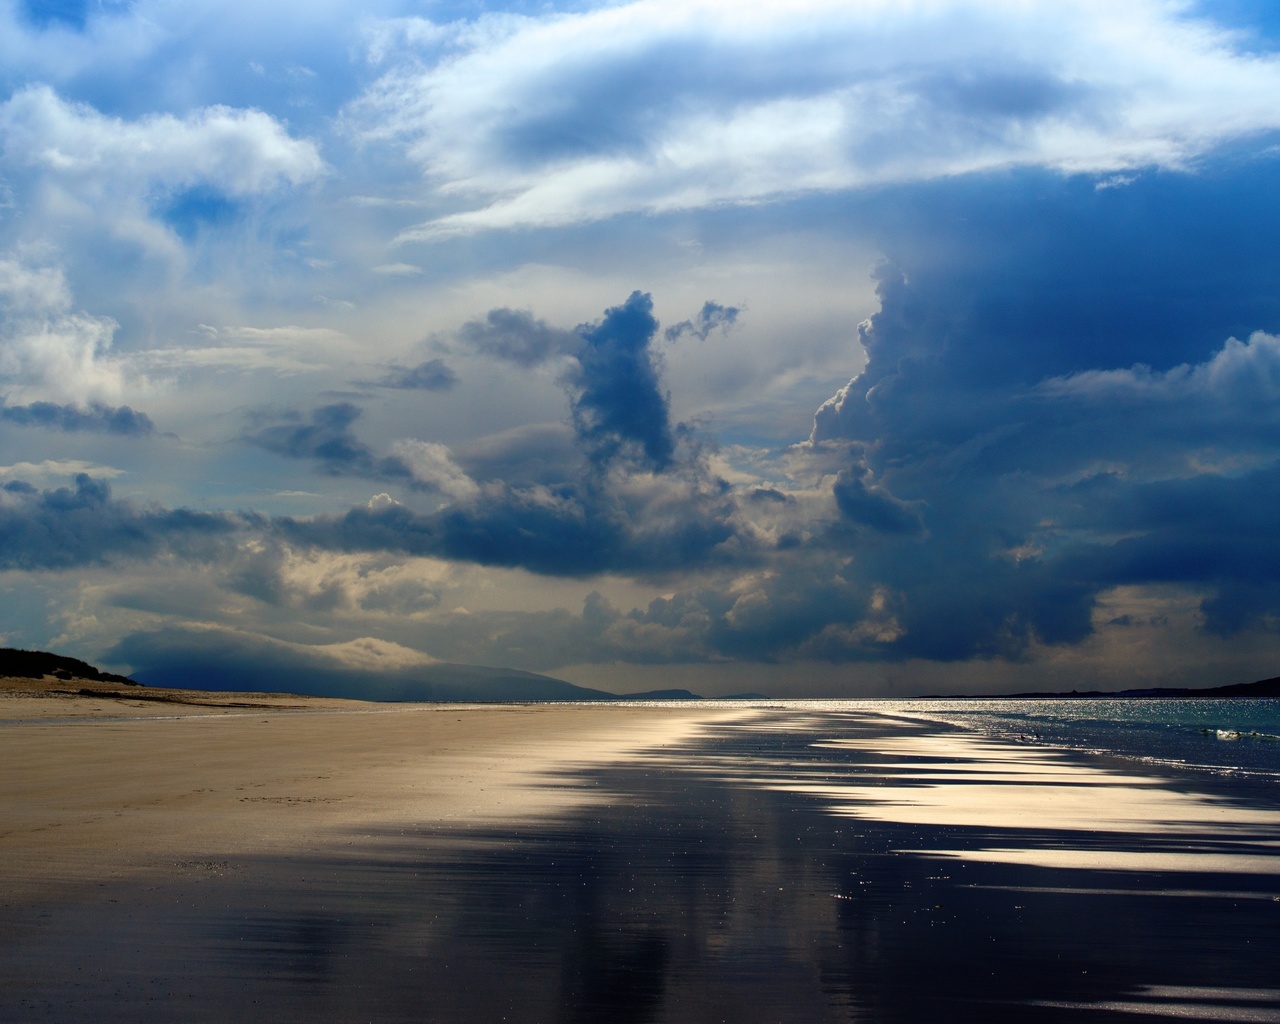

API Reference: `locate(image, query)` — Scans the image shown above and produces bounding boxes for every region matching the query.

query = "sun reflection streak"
[666,710,1280,877]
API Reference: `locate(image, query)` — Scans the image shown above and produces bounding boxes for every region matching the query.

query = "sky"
[3,0,1280,696]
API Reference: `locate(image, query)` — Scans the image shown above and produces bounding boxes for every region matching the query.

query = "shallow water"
[897,697,1280,777]
[4,706,1280,1023]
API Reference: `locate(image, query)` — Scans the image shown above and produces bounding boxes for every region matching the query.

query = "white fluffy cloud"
[389,439,482,502]
[0,86,325,253]
[348,0,1280,234]
[0,85,324,193]
[0,256,124,402]
[1039,331,1280,407]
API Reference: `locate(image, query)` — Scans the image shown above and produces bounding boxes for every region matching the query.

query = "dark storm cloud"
[275,472,743,578]
[831,468,923,536]
[376,358,458,391]
[249,293,753,579]
[0,399,154,435]
[247,403,413,481]
[571,290,674,471]
[788,160,1280,660]
[428,162,1280,667]
[263,289,751,576]
[664,301,740,343]
[0,474,238,570]
[453,423,582,488]
[267,291,754,576]
[463,293,677,471]
[458,307,580,367]
[1052,464,1280,637]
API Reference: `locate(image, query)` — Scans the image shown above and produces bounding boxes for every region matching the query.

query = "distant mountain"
[129,658,618,702]
[0,641,744,703]
[935,675,1280,700]
[613,688,703,700]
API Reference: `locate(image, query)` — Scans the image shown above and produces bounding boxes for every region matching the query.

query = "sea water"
[889,697,1280,778]
[622,696,1280,778]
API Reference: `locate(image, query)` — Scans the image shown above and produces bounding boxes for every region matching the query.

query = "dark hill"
[128,659,618,703]
[935,675,1280,700]
[617,688,703,700]
[0,647,136,685]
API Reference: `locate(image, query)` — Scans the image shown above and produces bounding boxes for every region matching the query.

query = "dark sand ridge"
[0,676,750,906]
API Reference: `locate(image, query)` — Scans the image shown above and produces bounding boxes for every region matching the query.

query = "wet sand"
[3,684,1280,1022]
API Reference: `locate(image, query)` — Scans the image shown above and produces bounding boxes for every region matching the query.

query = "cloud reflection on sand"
[692,711,1280,876]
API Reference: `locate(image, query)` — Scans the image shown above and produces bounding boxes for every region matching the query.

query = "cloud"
[831,467,923,536]
[456,291,683,478]
[571,290,674,471]
[265,292,810,580]
[371,262,423,276]
[276,464,745,578]
[791,166,1280,661]
[349,0,1280,234]
[457,294,678,472]
[217,535,452,616]
[134,325,351,379]
[1050,463,1280,638]
[261,288,755,578]
[247,403,415,482]
[454,422,581,488]
[1038,329,1280,409]
[0,473,238,570]
[376,358,458,391]
[664,300,740,342]
[0,398,153,434]
[457,307,580,367]
[0,256,124,402]
[0,85,324,253]
[0,459,124,485]
[0,85,324,195]
[246,402,492,502]
[387,439,480,502]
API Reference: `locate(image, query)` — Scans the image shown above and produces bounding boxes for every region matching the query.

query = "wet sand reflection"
[4,708,1280,1022]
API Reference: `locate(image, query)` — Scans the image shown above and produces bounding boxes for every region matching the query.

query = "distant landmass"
[131,656,618,703]
[0,648,137,685]
[931,675,1280,700]
[0,646,769,702]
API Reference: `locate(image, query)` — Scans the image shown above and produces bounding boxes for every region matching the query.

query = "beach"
[3,682,1280,1022]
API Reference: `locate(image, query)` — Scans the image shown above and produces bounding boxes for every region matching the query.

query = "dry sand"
[0,676,747,906]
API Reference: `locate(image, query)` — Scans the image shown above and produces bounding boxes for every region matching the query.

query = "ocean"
[892,696,1280,778]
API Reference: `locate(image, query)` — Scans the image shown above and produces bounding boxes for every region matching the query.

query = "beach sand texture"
[0,677,735,901]
[3,679,1280,1022]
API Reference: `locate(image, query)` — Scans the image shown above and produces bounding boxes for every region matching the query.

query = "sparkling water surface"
[889,697,1280,777]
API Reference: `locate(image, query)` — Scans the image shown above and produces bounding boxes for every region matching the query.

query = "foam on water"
[887,697,1280,779]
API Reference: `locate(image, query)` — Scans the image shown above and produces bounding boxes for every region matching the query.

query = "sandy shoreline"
[0,678,748,906]
[5,681,1280,1022]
